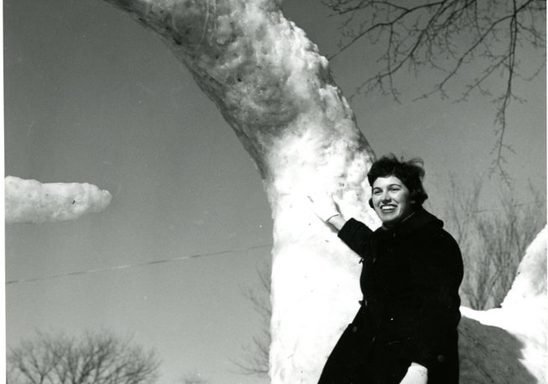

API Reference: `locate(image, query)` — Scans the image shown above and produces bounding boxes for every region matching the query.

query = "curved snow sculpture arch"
[99,1,546,383]
[102,1,378,382]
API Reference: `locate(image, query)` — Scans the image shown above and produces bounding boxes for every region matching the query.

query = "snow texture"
[5,176,112,224]
[99,1,546,383]
[502,225,547,307]
[459,226,547,383]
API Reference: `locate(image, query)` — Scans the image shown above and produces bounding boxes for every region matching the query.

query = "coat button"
[352,325,359,333]
[437,354,445,362]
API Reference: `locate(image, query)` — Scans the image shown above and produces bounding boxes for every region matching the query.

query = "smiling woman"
[368,156,429,230]
[370,176,412,227]
[310,155,463,384]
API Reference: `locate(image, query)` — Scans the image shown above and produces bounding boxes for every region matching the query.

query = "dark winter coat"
[318,208,463,384]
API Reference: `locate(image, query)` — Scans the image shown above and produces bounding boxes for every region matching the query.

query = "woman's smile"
[371,175,413,227]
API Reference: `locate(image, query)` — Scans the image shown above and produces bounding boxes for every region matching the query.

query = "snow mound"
[460,226,547,383]
[502,225,547,307]
[5,176,112,224]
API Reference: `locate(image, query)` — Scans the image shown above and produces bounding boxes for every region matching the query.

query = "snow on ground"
[5,176,112,223]
[460,226,547,383]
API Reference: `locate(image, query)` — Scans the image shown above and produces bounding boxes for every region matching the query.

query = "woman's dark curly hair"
[367,154,428,207]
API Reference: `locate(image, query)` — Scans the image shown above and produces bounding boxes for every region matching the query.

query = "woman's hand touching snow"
[307,193,339,222]
[306,193,346,230]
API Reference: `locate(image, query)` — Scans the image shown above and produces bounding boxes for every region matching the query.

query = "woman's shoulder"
[416,225,463,271]
[420,222,459,248]
[434,223,460,247]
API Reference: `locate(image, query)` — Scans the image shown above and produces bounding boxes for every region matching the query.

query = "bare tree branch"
[324,0,546,173]
[234,264,271,377]
[8,331,160,384]
[443,175,546,309]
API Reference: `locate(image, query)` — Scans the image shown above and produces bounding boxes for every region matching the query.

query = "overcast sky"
[4,1,545,384]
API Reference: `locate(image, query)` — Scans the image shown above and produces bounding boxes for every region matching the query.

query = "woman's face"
[371,175,413,228]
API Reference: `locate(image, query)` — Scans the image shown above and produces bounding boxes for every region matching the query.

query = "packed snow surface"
[5,176,112,223]
[502,225,547,307]
[459,226,547,383]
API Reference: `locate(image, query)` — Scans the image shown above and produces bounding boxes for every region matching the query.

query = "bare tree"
[7,331,160,384]
[443,175,546,309]
[323,0,546,174]
[234,265,271,378]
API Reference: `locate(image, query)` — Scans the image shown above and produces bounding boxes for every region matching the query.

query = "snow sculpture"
[98,1,546,383]
[101,1,377,382]
[5,176,112,224]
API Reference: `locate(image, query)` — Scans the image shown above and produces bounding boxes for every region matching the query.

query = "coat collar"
[374,207,443,239]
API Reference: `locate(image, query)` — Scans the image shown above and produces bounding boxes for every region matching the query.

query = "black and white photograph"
[4,1,546,384]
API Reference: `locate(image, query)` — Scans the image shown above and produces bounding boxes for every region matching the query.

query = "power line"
[6,243,272,286]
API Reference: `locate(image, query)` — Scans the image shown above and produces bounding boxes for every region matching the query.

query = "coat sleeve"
[337,218,373,258]
[407,230,463,370]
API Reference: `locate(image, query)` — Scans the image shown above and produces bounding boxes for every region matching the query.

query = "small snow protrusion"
[5,176,112,224]
[502,225,547,308]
